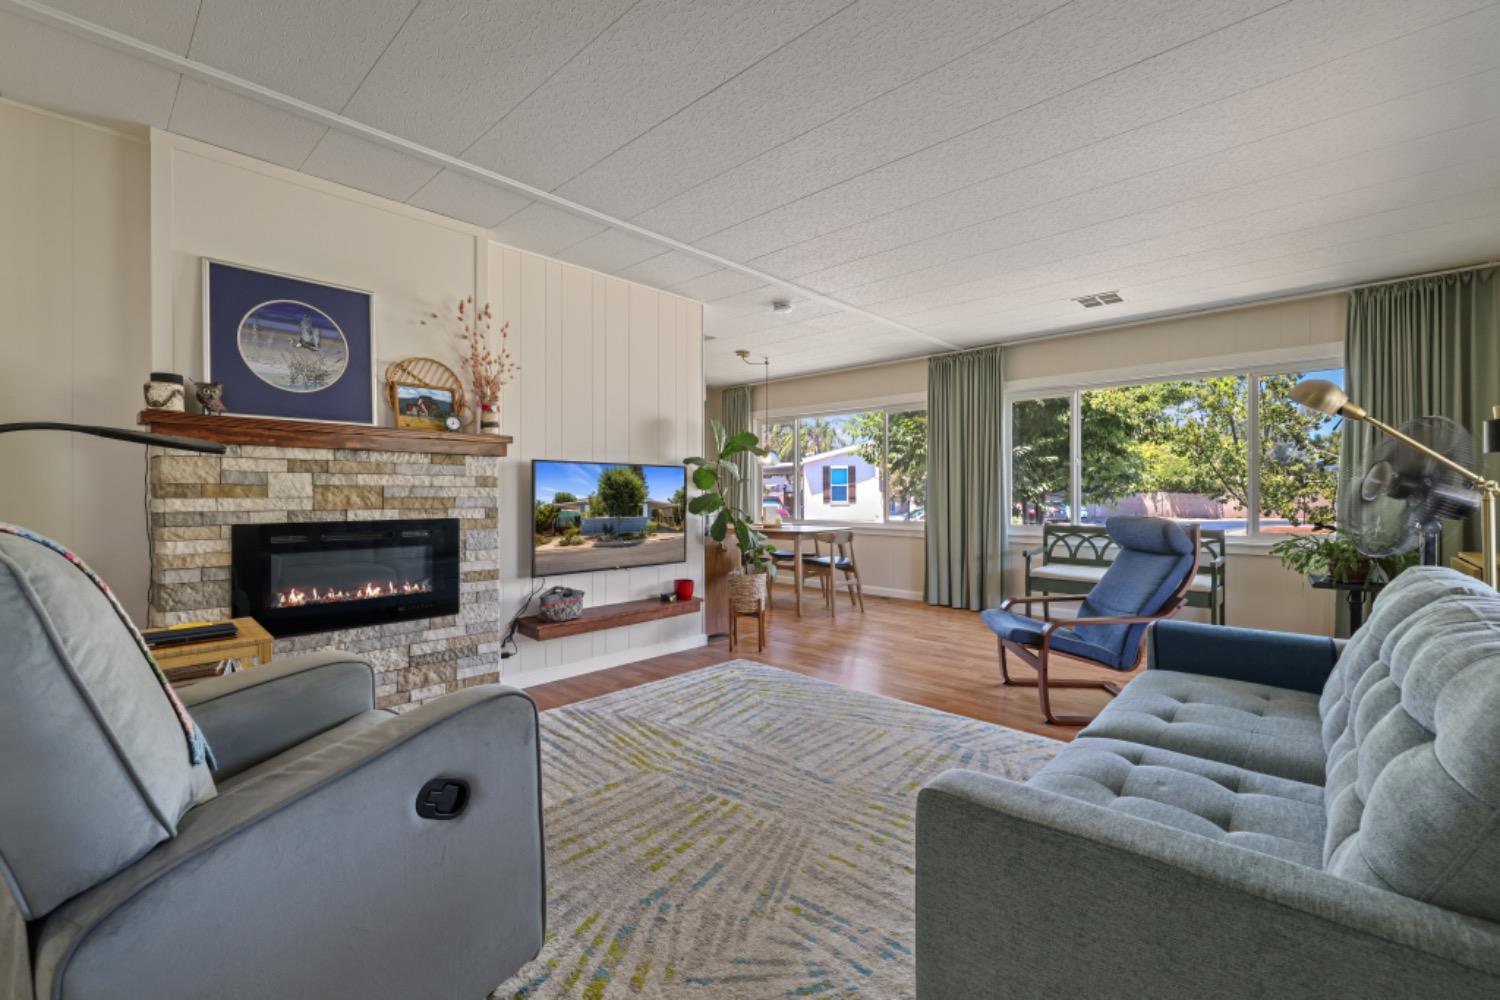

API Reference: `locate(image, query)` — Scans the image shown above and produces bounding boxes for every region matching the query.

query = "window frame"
[759,397,927,530]
[1004,353,1342,545]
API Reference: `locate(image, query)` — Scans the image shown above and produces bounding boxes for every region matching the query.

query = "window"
[1258,369,1342,534]
[1080,376,1250,534]
[1010,396,1072,526]
[1010,364,1342,539]
[761,419,797,519]
[827,465,852,505]
[760,406,926,524]
[886,408,928,522]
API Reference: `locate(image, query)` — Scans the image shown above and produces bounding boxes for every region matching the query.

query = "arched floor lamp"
[1289,380,1500,589]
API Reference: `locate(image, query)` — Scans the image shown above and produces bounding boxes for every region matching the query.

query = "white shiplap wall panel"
[490,245,706,682]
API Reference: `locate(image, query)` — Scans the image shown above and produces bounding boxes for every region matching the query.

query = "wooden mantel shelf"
[138,410,511,457]
[517,596,703,641]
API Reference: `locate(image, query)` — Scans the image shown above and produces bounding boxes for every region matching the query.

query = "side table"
[1308,577,1384,634]
[149,617,273,682]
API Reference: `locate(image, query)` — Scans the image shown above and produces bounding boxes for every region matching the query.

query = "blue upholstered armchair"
[982,517,1200,725]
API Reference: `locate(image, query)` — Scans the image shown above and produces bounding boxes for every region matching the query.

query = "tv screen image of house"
[532,460,687,576]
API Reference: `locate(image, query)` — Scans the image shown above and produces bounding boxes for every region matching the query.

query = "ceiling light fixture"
[736,350,771,462]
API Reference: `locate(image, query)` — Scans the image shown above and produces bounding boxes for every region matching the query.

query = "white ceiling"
[3,0,1498,385]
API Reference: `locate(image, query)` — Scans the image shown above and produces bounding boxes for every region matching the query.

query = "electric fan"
[1336,415,1479,564]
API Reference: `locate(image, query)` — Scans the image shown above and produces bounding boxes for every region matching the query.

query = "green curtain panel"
[1344,268,1499,562]
[721,385,758,520]
[925,347,1004,610]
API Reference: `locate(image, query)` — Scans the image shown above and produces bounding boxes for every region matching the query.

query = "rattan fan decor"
[384,357,472,430]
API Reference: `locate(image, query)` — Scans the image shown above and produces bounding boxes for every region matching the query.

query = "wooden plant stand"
[728,598,767,653]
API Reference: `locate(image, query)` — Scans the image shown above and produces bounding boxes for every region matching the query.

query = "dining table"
[753,523,845,618]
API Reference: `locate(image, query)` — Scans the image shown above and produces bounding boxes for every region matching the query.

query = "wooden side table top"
[150,617,274,676]
[1452,551,1493,580]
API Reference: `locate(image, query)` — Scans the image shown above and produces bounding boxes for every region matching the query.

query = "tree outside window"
[1014,367,1341,537]
[1010,396,1071,525]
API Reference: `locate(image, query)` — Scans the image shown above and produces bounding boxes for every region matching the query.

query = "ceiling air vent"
[1073,290,1124,308]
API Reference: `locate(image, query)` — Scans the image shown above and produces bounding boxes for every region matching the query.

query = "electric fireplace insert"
[231,518,460,638]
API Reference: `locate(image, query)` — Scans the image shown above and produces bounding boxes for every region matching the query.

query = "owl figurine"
[195,380,226,415]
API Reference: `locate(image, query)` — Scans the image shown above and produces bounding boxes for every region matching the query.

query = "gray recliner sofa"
[0,528,544,1000]
[917,566,1500,999]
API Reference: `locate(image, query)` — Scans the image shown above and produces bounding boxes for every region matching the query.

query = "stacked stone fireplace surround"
[147,444,501,712]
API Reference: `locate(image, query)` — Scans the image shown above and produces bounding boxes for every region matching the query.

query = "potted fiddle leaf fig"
[685,420,778,613]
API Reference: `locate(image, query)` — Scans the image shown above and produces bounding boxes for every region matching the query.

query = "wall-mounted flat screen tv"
[532,460,687,577]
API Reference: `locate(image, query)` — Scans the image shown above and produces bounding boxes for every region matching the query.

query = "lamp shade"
[1290,379,1350,416]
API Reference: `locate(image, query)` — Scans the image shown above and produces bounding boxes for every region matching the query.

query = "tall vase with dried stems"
[422,297,518,434]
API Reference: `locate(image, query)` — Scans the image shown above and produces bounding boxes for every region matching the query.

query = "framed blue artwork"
[203,260,375,424]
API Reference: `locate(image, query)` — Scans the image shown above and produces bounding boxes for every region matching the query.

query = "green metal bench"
[1022,523,1227,624]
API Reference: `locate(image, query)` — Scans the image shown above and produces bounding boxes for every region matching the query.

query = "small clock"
[444,415,462,432]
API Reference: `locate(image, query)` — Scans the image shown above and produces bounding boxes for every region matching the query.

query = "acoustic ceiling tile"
[0,10,180,128]
[618,250,721,288]
[189,0,419,111]
[40,0,202,54]
[490,201,606,257]
[168,77,328,169]
[554,227,666,274]
[466,0,849,191]
[556,0,1068,220]
[299,129,441,203]
[345,0,636,156]
[667,269,767,302]
[407,169,533,227]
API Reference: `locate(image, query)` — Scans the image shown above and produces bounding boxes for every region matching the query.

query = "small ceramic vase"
[480,402,502,434]
[143,372,186,412]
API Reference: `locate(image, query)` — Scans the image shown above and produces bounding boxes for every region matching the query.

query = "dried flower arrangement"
[422,297,517,431]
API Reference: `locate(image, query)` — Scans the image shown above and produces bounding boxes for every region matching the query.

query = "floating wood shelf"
[138,410,510,457]
[516,596,703,641]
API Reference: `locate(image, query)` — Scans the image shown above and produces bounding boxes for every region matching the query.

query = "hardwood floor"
[523,590,1143,741]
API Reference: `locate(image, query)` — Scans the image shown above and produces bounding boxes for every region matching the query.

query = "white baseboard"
[502,633,708,688]
[859,584,923,601]
[771,578,925,603]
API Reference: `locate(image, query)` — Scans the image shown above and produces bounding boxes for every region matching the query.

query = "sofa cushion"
[0,528,215,920]
[1318,567,1500,923]
[1028,736,1326,867]
[980,607,1124,666]
[1031,562,1218,594]
[1077,669,1326,785]
[1064,518,1197,668]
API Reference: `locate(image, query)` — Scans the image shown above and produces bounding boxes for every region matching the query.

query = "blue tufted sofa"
[916,566,1500,999]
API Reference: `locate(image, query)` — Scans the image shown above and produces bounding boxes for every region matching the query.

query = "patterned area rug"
[495,661,1059,999]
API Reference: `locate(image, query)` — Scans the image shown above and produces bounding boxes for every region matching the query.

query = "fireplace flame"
[274,579,433,608]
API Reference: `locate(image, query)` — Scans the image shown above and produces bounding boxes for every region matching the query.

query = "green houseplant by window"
[1270,529,1415,585]
[685,421,778,611]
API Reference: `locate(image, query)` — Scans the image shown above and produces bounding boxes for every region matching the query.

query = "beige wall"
[1,109,707,678]
[154,132,707,684]
[735,294,1348,633]
[709,368,927,599]
[1005,293,1345,384]
[0,100,152,617]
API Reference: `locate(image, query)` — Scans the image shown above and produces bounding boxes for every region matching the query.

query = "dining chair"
[803,530,865,618]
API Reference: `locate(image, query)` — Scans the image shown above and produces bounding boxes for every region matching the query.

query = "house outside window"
[760,406,925,525]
